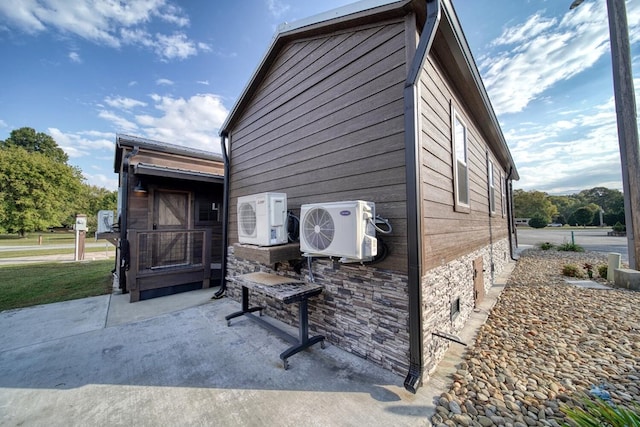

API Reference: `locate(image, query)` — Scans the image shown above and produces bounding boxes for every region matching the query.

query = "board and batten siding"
[227,18,410,272]
[418,54,509,271]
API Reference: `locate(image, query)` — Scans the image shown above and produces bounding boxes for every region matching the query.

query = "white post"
[608,252,621,282]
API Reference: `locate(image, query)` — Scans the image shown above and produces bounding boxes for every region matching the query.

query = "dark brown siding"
[227,19,409,272]
[419,55,509,270]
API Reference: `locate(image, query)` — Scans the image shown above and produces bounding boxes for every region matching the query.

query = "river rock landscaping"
[432,249,640,427]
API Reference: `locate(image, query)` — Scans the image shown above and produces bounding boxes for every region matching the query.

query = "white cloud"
[97,110,138,133]
[197,80,209,85]
[47,127,114,159]
[0,119,6,128]
[82,172,118,191]
[96,92,227,153]
[68,51,81,63]
[0,0,203,61]
[156,78,174,86]
[135,93,228,152]
[266,0,290,18]
[491,14,557,47]
[104,96,147,110]
[506,96,622,193]
[155,32,197,61]
[478,0,640,115]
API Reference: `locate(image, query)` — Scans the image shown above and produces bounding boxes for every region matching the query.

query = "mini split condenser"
[299,200,377,261]
[237,192,288,246]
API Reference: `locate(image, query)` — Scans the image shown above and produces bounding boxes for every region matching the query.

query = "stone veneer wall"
[225,245,410,375]
[421,237,510,379]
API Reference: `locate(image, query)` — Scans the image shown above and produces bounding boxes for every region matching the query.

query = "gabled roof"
[114,134,223,172]
[220,0,518,180]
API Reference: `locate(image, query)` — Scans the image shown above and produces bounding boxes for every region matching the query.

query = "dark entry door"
[152,190,190,267]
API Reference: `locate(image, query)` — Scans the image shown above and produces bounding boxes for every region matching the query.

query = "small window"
[452,105,469,211]
[501,173,507,217]
[488,158,495,214]
[196,198,220,225]
[451,297,461,321]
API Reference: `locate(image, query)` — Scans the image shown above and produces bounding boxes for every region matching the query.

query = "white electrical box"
[97,210,115,233]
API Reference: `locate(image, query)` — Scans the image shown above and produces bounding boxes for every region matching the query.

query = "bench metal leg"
[279,299,325,369]
[225,286,263,326]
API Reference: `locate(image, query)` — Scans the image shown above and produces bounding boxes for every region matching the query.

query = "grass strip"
[0,246,115,259]
[0,260,114,311]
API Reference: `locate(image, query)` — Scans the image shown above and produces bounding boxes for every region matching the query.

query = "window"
[195,197,220,225]
[488,158,495,214]
[452,106,469,211]
[501,173,507,217]
[450,296,461,321]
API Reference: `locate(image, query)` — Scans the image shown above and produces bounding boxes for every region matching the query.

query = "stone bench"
[225,272,325,369]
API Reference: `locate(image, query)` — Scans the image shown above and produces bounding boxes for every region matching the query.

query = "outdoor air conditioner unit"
[97,210,115,234]
[237,192,288,246]
[300,200,377,262]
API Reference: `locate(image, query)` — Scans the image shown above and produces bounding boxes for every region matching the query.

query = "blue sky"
[0,0,638,194]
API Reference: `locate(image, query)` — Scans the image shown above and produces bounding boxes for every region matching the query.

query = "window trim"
[501,172,507,218]
[451,104,470,213]
[488,158,496,215]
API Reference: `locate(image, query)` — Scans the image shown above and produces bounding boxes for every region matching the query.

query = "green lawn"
[0,246,115,259]
[0,232,115,259]
[0,260,114,311]
[0,232,76,246]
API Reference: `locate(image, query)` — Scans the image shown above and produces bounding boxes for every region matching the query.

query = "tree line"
[0,127,117,236]
[514,187,625,228]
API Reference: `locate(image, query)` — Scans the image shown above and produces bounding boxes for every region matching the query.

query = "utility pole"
[606,0,640,269]
[571,0,640,269]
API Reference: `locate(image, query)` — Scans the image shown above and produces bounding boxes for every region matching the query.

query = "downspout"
[403,0,441,394]
[506,166,518,260]
[119,145,140,292]
[213,132,230,299]
[486,151,494,282]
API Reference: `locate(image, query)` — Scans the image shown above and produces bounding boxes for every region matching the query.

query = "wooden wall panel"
[419,54,510,270]
[227,19,409,273]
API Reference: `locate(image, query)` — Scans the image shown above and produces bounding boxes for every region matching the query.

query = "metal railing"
[130,229,208,271]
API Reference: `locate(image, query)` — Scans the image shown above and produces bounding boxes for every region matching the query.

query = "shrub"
[613,221,626,232]
[561,395,640,427]
[528,215,548,229]
[562,264,582,278]
[557,242,585,252]
[538,242,554,250]
[598,264,608,279]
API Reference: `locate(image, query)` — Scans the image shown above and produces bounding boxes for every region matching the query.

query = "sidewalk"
[0,263,515,426]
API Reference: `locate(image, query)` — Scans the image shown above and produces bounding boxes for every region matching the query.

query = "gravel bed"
[432,249,640,427]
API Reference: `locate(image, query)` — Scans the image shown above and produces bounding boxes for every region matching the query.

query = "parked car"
[547,223,563,227]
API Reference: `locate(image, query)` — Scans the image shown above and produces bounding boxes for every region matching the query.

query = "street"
[516,227,628,263]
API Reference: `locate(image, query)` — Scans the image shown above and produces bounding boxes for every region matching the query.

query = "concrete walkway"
[0,263,515,426]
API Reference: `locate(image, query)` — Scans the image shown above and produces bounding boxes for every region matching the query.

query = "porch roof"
[133,163,224,184]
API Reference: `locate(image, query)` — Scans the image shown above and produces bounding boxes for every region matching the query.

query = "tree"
[528,215,548,229]
[0,146,83,236]
[577,187,624,213]
[75,185,118,232]
[514,190,558,223]
[570,207,595,227]
[548,195,582,223]
[1,127,68,164]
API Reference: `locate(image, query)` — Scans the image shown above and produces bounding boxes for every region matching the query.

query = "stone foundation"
[225,245,410,375]
[225,237,510,379]
[421,238,510,379]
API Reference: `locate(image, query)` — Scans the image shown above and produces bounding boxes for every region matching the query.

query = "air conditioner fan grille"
[239,202,256,236]
[303,207,335,251]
